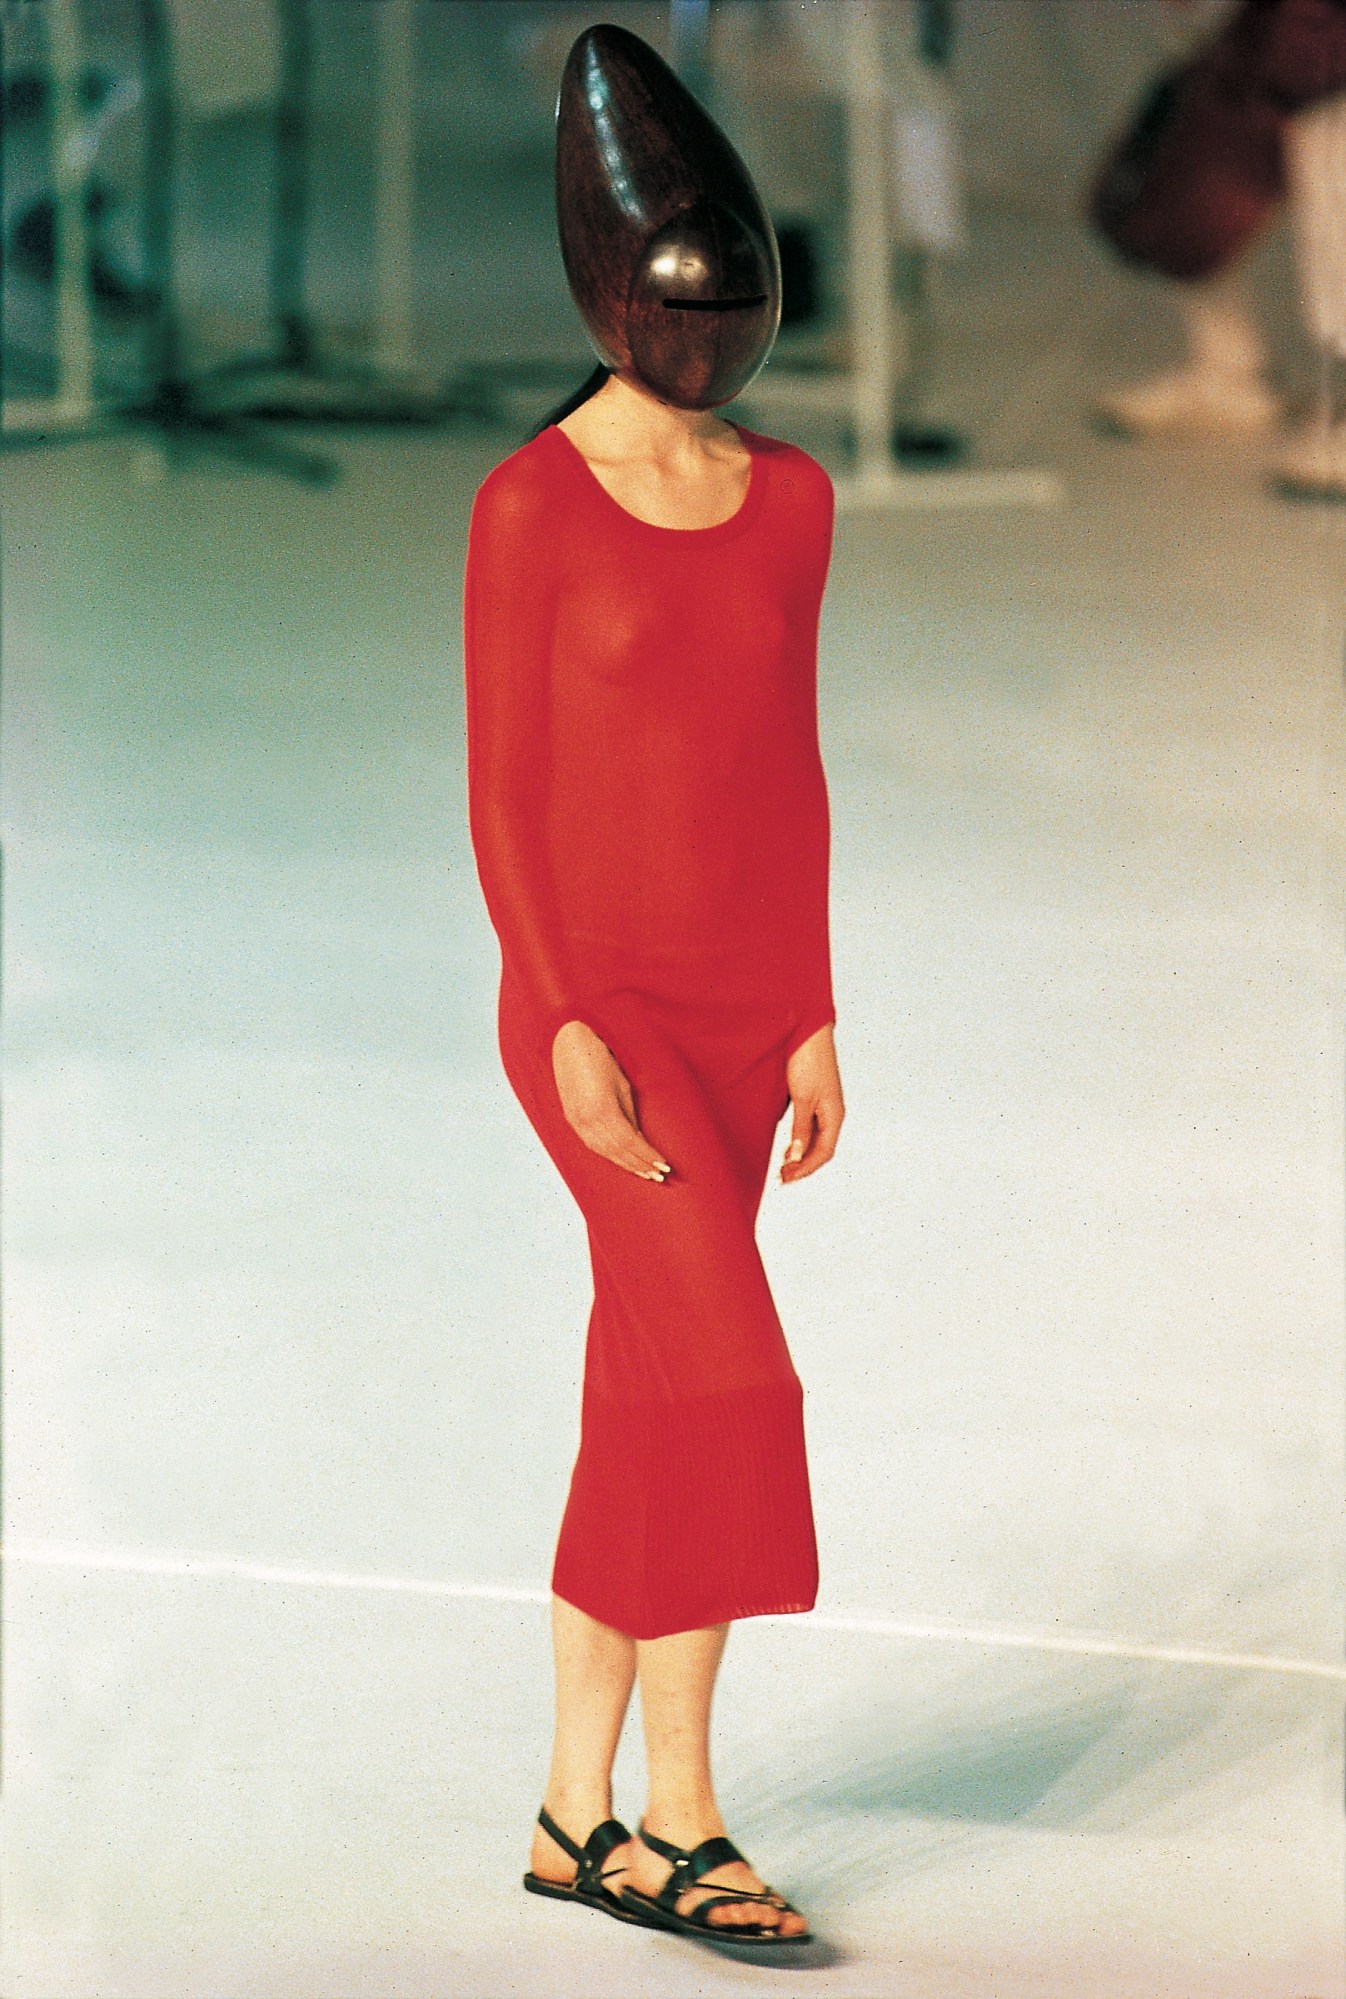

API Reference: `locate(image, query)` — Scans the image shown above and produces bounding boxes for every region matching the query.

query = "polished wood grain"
[556,23,781,410]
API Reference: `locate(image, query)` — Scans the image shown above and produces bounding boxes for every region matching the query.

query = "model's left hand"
[780,1024,844,1183]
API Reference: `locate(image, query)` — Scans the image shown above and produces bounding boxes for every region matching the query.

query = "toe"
[708,1883,784,1930]
[760,1889,807,1936]
[705,1897,779,1930]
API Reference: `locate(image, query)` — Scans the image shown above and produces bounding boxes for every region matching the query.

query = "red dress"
[463,420,835,1640]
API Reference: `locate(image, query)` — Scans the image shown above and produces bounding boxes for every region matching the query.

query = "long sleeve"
[463,460,609,1051]
[780,469,837,1062]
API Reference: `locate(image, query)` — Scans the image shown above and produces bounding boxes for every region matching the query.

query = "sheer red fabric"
[463,420,835,1638]
[464,422,835,1057]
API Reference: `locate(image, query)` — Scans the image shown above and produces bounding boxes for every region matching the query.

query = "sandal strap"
[677,1892,777,1933]
[638,1826,772,1914]
[682,1882,787,1906]
[536,1805,583,1864]
[536,1807,632,1896]
[580,1818,634,1877]
[636,1823,802,1926]
[638,1826,746,1880]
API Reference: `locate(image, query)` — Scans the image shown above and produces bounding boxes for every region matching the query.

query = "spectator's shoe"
[1092,365,1282,440]
[1273,416,1346,500]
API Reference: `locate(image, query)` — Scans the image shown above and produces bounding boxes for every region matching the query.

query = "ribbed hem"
[551,1375,819,1641]
[551,1583,817,1638]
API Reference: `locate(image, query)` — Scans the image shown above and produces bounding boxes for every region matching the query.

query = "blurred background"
[2,3,1344,1995]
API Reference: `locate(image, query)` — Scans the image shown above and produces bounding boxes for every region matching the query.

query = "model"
[463,24,843,1949]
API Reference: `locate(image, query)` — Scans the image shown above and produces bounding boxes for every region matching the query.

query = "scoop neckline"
[544,420,765,542]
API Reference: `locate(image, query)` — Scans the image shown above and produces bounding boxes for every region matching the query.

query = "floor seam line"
[5,1542,1341,1682]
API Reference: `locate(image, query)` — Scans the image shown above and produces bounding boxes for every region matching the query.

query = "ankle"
[641,1794,725,1844]
[541,1781,616,1834]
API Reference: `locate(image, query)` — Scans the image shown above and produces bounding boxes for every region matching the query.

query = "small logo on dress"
[780,478,795,494]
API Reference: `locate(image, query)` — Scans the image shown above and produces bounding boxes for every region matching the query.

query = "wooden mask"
[555,22,781,410]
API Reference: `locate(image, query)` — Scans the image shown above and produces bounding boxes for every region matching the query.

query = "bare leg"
[624,1622,807,1936]
[528,1595,637,1884]
[1092,261,1280,439]
[1274,98,1346,496]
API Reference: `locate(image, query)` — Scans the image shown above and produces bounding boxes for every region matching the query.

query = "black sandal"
[617,1822,813,1946]
[522,1805,659,1928]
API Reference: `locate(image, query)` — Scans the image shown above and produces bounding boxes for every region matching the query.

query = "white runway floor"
[3,381,1344,1988]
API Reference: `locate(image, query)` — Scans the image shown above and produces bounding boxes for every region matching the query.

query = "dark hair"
[529,362,610,439]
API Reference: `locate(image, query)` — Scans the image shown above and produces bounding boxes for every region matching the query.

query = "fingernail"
[785,1140,804,1162]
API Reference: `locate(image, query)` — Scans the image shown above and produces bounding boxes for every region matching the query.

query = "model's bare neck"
[569,371,733,462]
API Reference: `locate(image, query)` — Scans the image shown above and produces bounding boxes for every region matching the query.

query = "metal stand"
[2,0,479,484]
[206,0,473,441]
[3,0,98,438]
[3,0,335,482]
[744,0,1064,515]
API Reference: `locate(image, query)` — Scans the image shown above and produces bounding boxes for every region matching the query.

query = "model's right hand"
[552,1021,672,1182]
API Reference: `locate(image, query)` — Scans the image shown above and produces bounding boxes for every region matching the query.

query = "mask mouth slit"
[662,294,769,312]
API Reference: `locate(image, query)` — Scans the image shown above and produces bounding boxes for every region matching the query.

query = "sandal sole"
[523,1872,666,1929]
